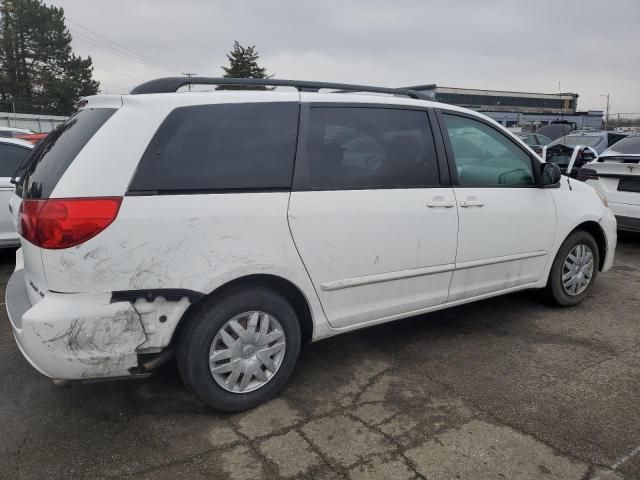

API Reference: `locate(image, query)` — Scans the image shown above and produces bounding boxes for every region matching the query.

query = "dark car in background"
[536,123,574,141]
[544,143,598,178]
[519,133,552,155]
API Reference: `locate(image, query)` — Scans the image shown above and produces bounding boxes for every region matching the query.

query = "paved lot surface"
[1,234,639,480]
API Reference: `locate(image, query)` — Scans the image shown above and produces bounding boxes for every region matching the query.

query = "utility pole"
[601,94,610,130]
[558,81,564,122]
[182,72,198,91]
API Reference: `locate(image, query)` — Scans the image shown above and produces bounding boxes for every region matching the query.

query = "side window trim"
[429,109,457,187]
[435,108,541,188]
[292,102,447,192]
[292,102,312,191]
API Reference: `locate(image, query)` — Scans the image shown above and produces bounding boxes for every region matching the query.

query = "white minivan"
[5,78,616,411]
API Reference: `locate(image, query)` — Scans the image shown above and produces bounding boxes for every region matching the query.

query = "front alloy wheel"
[561,244,595,296]
[545,230,599,307]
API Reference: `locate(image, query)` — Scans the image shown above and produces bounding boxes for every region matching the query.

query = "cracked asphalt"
[1,233,639,479]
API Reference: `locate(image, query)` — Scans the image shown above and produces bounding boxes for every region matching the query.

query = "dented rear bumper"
[6,266,147,380]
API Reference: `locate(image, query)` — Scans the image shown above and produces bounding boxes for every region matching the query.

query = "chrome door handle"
[459,200,485,207]
[426,201,456,208]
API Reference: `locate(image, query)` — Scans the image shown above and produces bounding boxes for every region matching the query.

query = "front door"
[288,103,458,329]
[438,112,557,301]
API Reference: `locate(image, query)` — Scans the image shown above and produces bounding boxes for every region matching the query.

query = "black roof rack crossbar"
[129,77,432,100]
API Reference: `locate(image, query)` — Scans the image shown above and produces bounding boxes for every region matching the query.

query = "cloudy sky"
[49,0,640,113]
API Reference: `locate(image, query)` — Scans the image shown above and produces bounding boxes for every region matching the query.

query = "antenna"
[182,72,198,92]
[600,93,610,130]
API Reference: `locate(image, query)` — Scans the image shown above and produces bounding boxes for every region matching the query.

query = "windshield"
[537,134,552,145]
[603,136,640,155]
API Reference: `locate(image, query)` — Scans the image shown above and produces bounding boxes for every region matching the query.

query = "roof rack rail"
[129,77,433,100]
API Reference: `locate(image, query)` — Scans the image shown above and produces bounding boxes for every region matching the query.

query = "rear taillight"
[576,168,599,182]
[18,197,122,249]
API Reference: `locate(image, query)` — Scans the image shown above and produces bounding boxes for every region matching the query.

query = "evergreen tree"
[0,0,99,115]
[220,41,270,90]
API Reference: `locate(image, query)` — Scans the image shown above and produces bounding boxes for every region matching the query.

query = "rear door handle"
[426,200,456,208]
[459,200,485,208]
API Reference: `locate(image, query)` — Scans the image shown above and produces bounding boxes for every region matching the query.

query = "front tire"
[177,286,301,412]
[544,230,599,306]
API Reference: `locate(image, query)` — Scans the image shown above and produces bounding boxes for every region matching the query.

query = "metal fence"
[0,112,68,133]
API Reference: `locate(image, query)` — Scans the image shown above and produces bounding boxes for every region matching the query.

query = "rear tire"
[177,286,301,412]
[544,230,599,307]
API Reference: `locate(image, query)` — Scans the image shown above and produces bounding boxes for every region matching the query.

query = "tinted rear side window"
[0,144,31,177]
[304,107,439,190]
[20,108,116,198]
[129,102,299,193]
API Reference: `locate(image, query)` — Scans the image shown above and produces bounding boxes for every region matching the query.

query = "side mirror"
[541,163,561,188]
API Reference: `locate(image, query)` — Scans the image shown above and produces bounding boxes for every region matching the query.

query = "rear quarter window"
[128,102,300,193]
[20,108,116,198]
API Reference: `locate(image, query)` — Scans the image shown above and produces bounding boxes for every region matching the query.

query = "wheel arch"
[172,274,314,347]
[569,220,607,271]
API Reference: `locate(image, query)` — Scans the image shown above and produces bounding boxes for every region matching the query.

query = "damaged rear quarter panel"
[38,193,328,349]
[21,292,146,379]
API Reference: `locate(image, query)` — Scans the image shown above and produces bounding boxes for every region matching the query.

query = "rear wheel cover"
[209,311,286,394]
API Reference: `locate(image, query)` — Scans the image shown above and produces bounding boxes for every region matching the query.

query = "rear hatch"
[11,102,119,305]
[588,155,640,206]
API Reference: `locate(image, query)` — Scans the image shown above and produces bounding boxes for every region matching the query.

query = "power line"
[92,66,146,81]
[66,17,184,73]
[98,81,130,92]
[70,29,176,74]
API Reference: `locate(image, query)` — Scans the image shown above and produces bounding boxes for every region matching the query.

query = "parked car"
[15,132,48,145]
[546,130,628,155]
[542,143,598,178]
[0,127,33,138]
[579,135,640,232]
[0,138,32,247]
[519,132,552,155]
[536,123,573,141]
[5,78,616,412]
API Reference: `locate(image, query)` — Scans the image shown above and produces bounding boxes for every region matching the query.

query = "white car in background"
[0,137,32,247]
[579,135,640,232]
[0,127,34,138]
